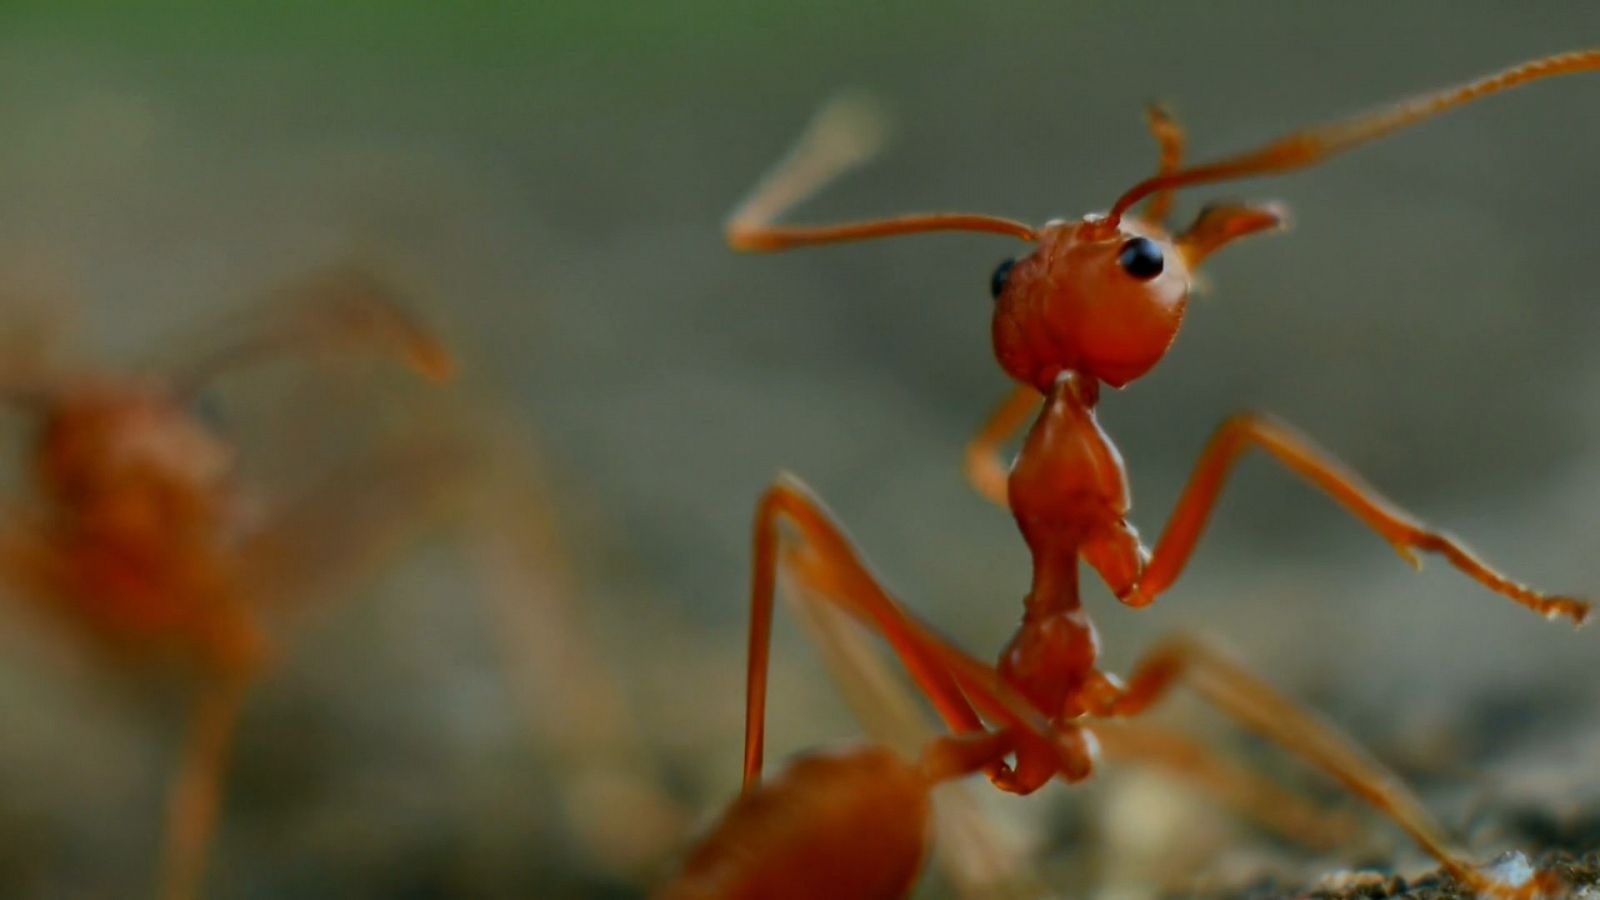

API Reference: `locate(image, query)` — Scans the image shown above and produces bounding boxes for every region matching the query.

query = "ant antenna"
[726,92,1038,251]
[1106,49,1600,228]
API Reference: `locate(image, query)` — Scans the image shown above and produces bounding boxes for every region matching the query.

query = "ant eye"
[1117,237,1164,280]
[989,258,1016,299]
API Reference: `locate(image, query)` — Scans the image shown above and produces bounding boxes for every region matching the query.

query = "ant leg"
[238,434,472,616]
[747,475,1090,788]
[792,573,1042,895]
[0,516,255,900]
[1090,635,1556,898]
[789,574,958,761]
[963,384,1039,508]
[1088,718,1359,849]
[726,96,1037,251]
[463,443,688,874]
[917,729,1020,784]
[749,475,981,786]
[0,270,76,409]
[1121,412,1589,624]
[157,677,249,900]
[166,266,454,395]
[1141,104,1185,227]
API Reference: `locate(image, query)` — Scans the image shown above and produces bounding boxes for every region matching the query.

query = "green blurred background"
[0,3,1596,897]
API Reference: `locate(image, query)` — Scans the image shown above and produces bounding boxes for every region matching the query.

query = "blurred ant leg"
[0,523,254,898]
[1140,104,1185,226]
[238,435,472,618]
[158,677,249,900]
[1122,413,1590,624]
[0,509,70,612]
[1091,635,1555,898]
[464,457,686,873]
[169,266,454,395]
[0,268,77,409]
[1088,718,1358,849]
[749,476,1089,789]
[254,427,685,874]
[726,95,1037,251]
[789,579,949,760]
[964,384,1039,508]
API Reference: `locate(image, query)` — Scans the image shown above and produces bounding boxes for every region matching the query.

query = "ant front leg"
[747,476,981,786]
[1087,635,1560,899]
[964,384,1039,508]
[1118,413,1590,624]
[746,476,1091,789]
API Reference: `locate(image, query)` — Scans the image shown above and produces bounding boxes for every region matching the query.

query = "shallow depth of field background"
[0,3,1597,897]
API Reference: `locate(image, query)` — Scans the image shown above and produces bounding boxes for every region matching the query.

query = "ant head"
[36,377,236,509]
[989,203,1283,390]
[735,53,1600,390]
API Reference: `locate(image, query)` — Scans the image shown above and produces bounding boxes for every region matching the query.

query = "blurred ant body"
[5,270,690,898]
[0,268,452,900]
[670,50,1600,898]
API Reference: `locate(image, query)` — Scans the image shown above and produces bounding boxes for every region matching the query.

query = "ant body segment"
[0,268,453,900]
[687,50,1600,898]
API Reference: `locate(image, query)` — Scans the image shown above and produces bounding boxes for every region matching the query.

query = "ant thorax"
[1007,372,1131,553]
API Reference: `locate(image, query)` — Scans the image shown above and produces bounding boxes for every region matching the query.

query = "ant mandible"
[714,50,1598,897]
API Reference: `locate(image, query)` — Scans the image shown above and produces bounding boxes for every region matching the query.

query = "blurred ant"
[682,50,1600,897]
[0,267,453,900]
[0,269,694,897]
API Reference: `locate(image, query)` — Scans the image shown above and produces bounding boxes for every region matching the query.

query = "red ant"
[674,50,1600,898]
[0,267,452,900]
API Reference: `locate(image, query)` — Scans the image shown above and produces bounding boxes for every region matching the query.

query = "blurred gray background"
[0,3,1595,897]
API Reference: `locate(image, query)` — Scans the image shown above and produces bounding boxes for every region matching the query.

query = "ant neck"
[1002,552,1099,718]
[1025,546,1081,618]
[1053,370,1100,409]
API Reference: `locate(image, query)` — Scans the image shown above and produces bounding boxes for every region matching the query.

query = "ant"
[660,543,1047,900]
[0,267,452,900]
[688,49,1600,898]
[661,545,1354,899]
[1,270,694,897]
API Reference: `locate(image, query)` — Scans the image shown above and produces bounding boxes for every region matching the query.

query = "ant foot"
[1459,851,1567,899]
[1399,531,1591,627]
